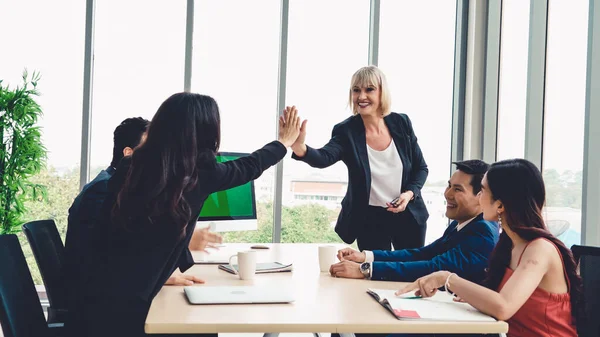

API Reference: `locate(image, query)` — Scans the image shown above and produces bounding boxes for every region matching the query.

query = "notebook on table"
[218,262,293,274]
[184,285,295,304]
[367,288,496,322]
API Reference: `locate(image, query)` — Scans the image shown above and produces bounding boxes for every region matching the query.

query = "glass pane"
[282,0,370,244]
[91,0,186,172]
[0,0,85,284]
[542,0,589,247]
[379,0,457,244]
[496,0,531,161]
[192,0,281,242]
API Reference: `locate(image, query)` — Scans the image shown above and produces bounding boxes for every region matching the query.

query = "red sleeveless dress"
[498,238,577,337]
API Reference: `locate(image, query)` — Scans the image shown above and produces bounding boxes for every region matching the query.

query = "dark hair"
[111,93,221,236]
[452,160,489,195]
[483,159,583,324]
[110,117,150,168]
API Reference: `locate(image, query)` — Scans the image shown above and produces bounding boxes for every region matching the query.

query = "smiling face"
[444,170,482,222]
[352,85,381,116]
[348,66,391,116]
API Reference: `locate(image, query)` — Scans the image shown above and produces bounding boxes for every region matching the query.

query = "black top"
[67,141,286,336]
[292,113,429,243]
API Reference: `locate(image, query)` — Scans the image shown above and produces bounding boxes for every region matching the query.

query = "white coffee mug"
[228,250,257,280]
[318,245,337,272]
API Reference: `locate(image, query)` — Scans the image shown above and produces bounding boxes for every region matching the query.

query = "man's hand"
[189,227,223,252]
[329,261,365,279]
[337,247,366,263]
[165,271,205,286]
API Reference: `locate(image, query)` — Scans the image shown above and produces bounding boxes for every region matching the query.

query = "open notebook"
[367,288,497,322]
[219,262,293,274]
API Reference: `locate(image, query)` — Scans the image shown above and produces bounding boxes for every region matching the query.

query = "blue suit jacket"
[371,213,499,284]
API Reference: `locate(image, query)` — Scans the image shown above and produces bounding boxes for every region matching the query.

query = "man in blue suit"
[330,160,499,285]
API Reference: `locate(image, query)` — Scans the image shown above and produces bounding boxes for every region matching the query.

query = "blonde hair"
[348,66,392,116]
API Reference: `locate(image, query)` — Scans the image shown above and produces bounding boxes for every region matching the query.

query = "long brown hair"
[111,93,221,236]
[483,159,583,324]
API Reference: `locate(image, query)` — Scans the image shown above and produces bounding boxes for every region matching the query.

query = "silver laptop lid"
[184,286,295,304]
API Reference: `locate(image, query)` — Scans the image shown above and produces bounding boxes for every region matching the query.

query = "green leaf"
[0,69,46,233]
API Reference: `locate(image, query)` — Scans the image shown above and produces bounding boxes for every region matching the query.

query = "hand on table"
[329,261,365,279]
[189,227,223,253]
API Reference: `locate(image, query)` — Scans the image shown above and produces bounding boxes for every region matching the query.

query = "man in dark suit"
[329,160,499,286]
[64,118,151,289]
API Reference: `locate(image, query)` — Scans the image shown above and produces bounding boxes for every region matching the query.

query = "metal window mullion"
[582,0,600,246]
[272,0,289,243]
[450,0,470,167]
[79,0,96,190]
[482,0,502,164]
[524,0,548,170]
[368,0,380,66]
[464,0,487,159]
[183,0,194,92]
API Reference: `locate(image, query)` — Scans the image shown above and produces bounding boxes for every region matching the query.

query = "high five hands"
[278,106,306,148]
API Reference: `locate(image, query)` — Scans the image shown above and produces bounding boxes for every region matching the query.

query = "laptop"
[184,285,295,304]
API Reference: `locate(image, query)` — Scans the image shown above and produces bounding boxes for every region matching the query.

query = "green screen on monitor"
[197,152,257,221]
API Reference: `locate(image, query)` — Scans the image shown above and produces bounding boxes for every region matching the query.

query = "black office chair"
[0,234,63,337]
[571,244,600,337]
[22,220,68,324]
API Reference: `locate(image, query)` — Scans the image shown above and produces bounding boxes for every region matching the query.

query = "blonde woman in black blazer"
[290,66,429,251]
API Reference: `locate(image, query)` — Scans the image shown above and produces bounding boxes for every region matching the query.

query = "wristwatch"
[360,262,371,279]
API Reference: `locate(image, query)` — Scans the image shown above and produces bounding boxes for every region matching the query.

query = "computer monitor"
[196,152,258,232]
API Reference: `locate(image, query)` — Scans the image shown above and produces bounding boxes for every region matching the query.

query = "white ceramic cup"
[318,245,337,272]
[228,250,257,280]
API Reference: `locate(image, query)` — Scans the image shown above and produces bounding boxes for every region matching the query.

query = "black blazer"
[292,113,429,243]
[67,141,287,337]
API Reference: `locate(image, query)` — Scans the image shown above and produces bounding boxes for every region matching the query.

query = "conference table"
[145,243,508,335]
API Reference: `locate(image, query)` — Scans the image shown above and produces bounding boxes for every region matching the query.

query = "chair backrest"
[571,244,600,337]
[0,234,50,337]
[22,220,67,313]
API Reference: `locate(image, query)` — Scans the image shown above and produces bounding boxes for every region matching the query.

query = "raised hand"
[291,111,308,156]
[337,247,366,262]
[278,105,301,147]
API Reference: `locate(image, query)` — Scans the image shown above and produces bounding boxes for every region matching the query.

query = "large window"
[542,0,589,248]
[0,0,85,284]
[90,0,186,174]
[281,0,370,244]
[192,0,281,242]
[496,0,531,161]
[379,0,457,244]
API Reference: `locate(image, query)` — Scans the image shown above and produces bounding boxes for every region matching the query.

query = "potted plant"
[0,70,47,235]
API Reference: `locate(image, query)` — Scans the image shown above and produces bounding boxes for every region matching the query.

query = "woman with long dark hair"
[396,159,582,337]
[66,92,302,337]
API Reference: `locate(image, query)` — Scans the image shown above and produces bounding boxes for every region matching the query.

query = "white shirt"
[456,216,477,232]
[367,140,403,207]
